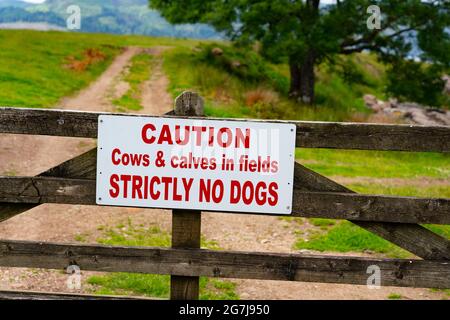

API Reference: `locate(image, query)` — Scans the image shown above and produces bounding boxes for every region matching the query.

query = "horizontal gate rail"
[1,102,449,299]
[0,290,144,300]
[0,175,449,225]
[0,240,449,289]
[1,107,449,152]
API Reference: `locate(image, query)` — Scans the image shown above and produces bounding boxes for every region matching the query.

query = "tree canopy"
[150,0,450,106]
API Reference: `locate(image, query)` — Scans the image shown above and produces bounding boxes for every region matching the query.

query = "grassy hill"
[0,29,200,108]
[163,44,386,122]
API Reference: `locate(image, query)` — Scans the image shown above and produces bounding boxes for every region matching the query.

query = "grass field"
[0,30,201,108]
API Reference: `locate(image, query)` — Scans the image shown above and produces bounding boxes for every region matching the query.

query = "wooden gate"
[0,91,449,300]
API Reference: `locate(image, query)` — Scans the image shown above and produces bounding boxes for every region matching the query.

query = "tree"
[150,0,449,105]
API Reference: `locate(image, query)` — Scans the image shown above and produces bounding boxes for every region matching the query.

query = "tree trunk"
[289,51,316,104]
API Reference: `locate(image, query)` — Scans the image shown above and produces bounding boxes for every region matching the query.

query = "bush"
[386,60,448,107]
[196,43,289,94]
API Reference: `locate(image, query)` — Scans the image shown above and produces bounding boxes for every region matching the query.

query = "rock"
[363,94,387,112]
[363,94,378,108]
[364,94,450,126]
[211,47,223,56]
[260,239,270,244]
[442,75,450,95]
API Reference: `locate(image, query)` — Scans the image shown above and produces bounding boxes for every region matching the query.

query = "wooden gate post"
[170,91,204,300]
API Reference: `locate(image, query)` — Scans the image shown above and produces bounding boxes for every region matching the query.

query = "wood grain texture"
[171,91,203,300]
[0,148,97,223]
[1,107,449,151]
[0,290,144,300]
[0,240,448,288]
[0,176,95,205]
[1,176,449,225]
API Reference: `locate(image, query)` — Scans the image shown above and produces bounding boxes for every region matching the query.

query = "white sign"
[96,115,296,214]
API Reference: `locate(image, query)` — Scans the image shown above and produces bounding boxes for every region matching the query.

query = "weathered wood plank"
[171,209,201,300]
[0,240,448,288]
[293,191,450,224]
[293,162,450,260]
[0,176,95,205]
[40,148,97,180]
[0,290,144,300]
[1,175,450,224]
[1,176,449,225]
[170,91,203,300]
[1,107,449,152]
[0,148,97,223]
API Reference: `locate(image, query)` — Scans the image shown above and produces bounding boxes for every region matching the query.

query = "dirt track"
[0,47,446,300]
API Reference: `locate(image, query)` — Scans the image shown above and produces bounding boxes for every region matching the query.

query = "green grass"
[296,149,450,179]
[296,219,450,258]
[113,53,153,111]
[0,30,120,108]
[295,221,411,258]
[163,44,386,122]
[74,233,89,243]
[0,30,204,108]
[309,218,336,227]
[429,288,450,299]
[388,293,403,300]
[85,219,239,300]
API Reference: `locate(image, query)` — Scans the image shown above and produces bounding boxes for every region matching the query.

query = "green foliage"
[196,43,289,94]
[88,220,239,300]
[96,219,171,247]
[113,53,153,111]
[163,46,385,121]
[151,0,450,105]
[386,60,448,107]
